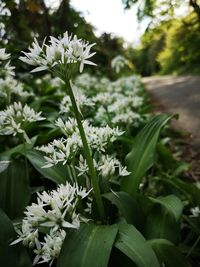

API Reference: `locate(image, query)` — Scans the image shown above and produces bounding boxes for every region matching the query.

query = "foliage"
[0,0,128,78]
[132,12,200,75]
[0,26,200,267]
[157,12,200,74]
[122,0,200,23]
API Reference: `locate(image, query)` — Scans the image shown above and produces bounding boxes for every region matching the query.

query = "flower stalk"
[64,78,105,221]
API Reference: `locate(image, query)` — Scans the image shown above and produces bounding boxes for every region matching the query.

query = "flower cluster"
[0,48,15,77]
[0,76,33,103]
[0,48,10,61]
[36,117,130,180]
[59,84,94,115]
[70,74,145,127]
[20,32,96,77]
[11,182,92,265]
[190,206,200,218]
[77,154,130,179]
[0,102,45,141]
[111,55,129,73]
[0,48,33,110]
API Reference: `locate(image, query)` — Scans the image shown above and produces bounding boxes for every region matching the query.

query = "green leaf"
[103,191,144,228]
[148,239,191,267]
[0,209,31,267]
[149,195,183,221]
[26,150,69,184]
[156,142,178,171]
[121,114,175,196]
[0,160,31,219]
[115,224,159,267]
[0,136,37,159]
[57,224,118,267]
[160,176,200,205]
[145,204,180,244]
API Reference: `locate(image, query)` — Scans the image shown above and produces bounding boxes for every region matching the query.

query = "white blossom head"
[0,102,45,142]
[190,206,200,218]
[11,182,92,265]
[111,55,129,73]
[0,48,15,77]
[19,32,96,79]
[0,48,10,61]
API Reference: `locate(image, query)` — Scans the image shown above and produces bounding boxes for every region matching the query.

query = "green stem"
[23,138,29,182]
[186,234,200,259]
[64,79,105,220]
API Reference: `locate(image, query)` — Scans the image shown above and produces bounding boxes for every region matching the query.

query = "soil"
[142,75,200,180]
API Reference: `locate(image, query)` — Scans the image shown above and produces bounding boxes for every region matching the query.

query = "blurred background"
[0,0,200,78]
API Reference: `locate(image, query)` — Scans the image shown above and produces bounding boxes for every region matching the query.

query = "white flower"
[20,32,96,76]
[19,38,44,67]
[0,102,45,140]
[98,155,119,178]
[59,85,94,115]
[112,111,142,125]
[76,155,89,176]
[97,155,130,179]
[111,55,129,73]
[12,182,92,265]
[38,117,124,170]
[0,48,10,60]
[190,206,200,218]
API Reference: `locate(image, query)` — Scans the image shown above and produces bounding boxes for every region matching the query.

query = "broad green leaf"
[0,136,37,159]
[160,176,200,205]
[0,209,31,267]
[57,224,118,267]
[26,150,69,184]
[0,160,31,219]
[109,247,137,267]
[148,239,191,267]
[149,195,183,221]
[121,114,175,196]
[103,191,144,228]
[145,204,180,244]
[115,224,159,267]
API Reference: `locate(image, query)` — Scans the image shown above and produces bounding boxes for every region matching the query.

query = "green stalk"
[186,235,200,259]
[64,79,105,220]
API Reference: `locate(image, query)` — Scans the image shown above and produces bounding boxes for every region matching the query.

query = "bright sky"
[70,0,147,45]
[45,0,148,45]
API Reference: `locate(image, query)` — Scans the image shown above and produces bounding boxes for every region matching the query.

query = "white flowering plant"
[0,33,200,267]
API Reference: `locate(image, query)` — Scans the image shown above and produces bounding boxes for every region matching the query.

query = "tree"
[0,0,128,77]
[122,0,200,24]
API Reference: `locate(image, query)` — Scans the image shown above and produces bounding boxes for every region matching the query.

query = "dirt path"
[142,75,200,148]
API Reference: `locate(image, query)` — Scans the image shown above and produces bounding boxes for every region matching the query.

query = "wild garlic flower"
[11,182,92,265]
[0,48,15,77]
[111,55,129,73]
[37,118,123,168]
[55,118,124,152]
[1,61,15,76]
[0,102,45,141]
[59,85,94,115]
[74,73,98,93]
[0,76,33,101]
[190,206,200,218]
[0,48,10,60]
[76,154,130,179]
[112,111,142,126]
[20,32,96,78]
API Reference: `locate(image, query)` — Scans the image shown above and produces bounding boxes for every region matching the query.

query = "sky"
[45,0,148,45]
